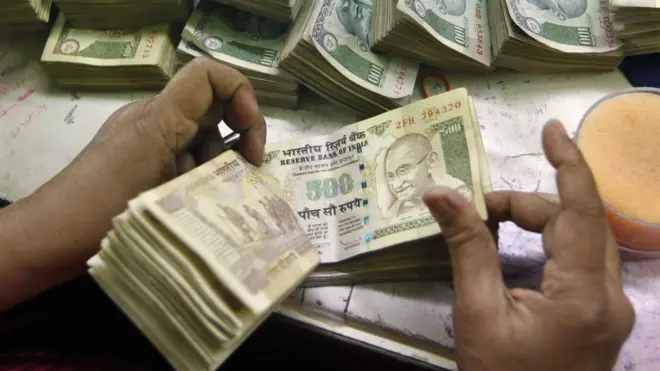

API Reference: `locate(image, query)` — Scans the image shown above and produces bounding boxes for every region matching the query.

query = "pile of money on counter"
[89,90,493,370]
[177,1,301,109]
[41,14,178,90]
[612,0,660,55]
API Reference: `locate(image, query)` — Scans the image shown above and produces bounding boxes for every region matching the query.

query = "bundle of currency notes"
[88,150,320,371]
[278,0,420,118]
[52,0,193,29]
[371,0,493,73]
[210,0,304,23]
[178,1,301,109]
[41,15,178,90]
[260,88,493,286]
[611,0,660,55]
[489,0,624,72]
[0,0,52,33]
[90,90,492,368]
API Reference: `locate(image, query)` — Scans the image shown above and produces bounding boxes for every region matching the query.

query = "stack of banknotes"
[89,150,320,371]
[0,0,52,33]
[371,0,493,73]
[52,0,193,29]
[210,0,303,23]
[278,0,420,118]
[489,0,624,72]
[89,90,491,369]
[260,88,492,286]
[41,15,178,90]
[611,0,660,55]
[178,1,300,109]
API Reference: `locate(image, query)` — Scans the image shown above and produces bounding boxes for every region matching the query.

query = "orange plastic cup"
[577,88,660,257]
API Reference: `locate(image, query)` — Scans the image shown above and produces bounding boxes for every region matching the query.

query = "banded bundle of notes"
[278,0,420,118]
[489,0,623,72]
[89,151,320,371]
[371,0,493,73]
[52,0,192,29]
[611,0,660,55]
[41,15,178,90]
[210,0,304,23]
[0,0,52,33]
[260,88,492,286]
[89,90,494,369]
[178,1,300,109]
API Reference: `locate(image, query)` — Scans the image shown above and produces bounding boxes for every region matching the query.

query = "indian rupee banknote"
[397,0,492,66]
[261,88,486,263]
[309,0,418,99]
[182,1,294,79]
[41,14,170,66]
[505,0,621,52]
[137,151,320,314]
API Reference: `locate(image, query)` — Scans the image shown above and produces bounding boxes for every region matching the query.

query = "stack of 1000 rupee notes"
[41,14,178,90]
[611,0,660,55]
[178,1,301,109]
[89,90,492,370]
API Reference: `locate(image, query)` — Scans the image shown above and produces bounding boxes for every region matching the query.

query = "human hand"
[423,120,634,371]
[0,57,266,309]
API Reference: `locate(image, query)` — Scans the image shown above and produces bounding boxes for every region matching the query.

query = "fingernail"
[547,119,568,136]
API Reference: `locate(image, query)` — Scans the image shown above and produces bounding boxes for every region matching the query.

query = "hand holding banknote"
[0,56,267,310]
[423,121,634,371]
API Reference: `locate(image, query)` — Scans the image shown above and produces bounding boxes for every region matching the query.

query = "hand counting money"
[89,90,493,370]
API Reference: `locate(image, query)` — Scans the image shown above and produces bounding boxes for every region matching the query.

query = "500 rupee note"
[261,88,485,263]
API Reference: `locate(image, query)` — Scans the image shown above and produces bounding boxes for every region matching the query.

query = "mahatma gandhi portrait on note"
[525,0,587,20]
[375,133,472,219]
[436,0,467,16]
[334,0,373,50]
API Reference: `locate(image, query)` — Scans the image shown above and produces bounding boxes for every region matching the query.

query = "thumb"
[423,186,507,310]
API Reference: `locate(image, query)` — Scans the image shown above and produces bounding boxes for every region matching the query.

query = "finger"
[228,91,266,165]
[225,99,267,166]
[192,127,225,164]
[543,120,605,218]
[161,57,265,165]
[486,191,560,233]
[423,187,507,310]
[542,120,614,271]
[176,152,196,175]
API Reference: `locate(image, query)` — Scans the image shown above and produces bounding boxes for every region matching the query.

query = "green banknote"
[397,0,491,66]
[183,1,293,78]
[309,0,419,99]
[505,0,621,52]
[41,14,169,66]
[261,89,486,263]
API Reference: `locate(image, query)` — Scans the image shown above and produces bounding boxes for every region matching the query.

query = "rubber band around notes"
[422,73,452,98]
